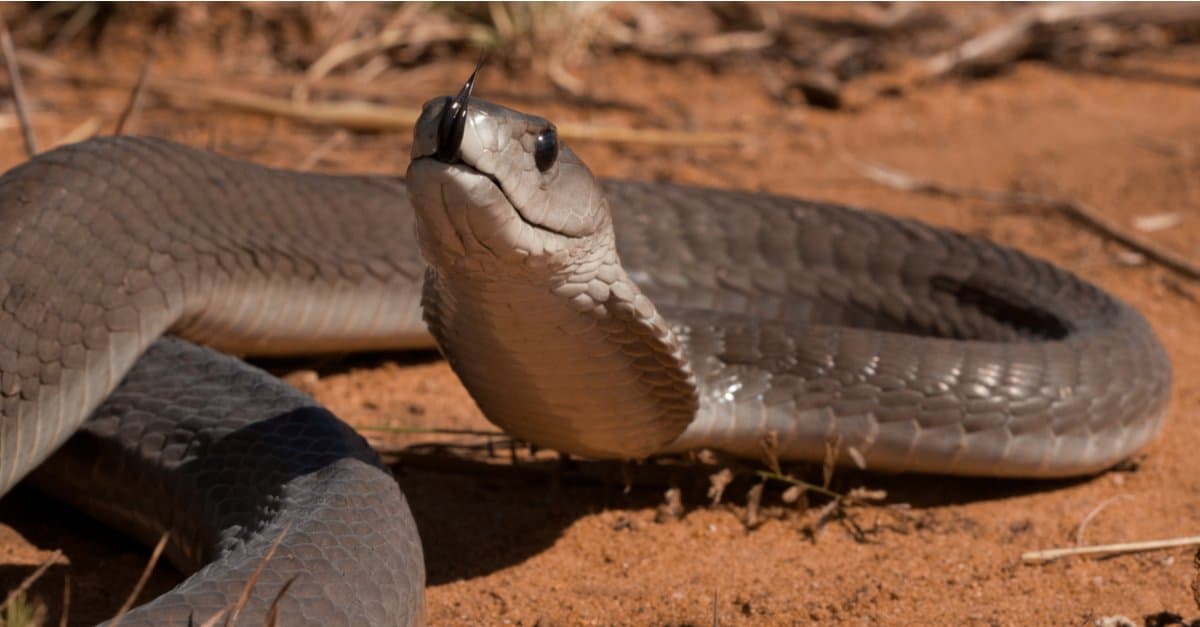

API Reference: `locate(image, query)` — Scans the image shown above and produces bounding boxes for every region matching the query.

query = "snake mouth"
[412,155,579,241]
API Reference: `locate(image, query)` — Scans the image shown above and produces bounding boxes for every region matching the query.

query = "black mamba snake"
[0,72,1171,625]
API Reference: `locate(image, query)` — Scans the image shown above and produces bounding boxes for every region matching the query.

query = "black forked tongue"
[434,59,483,163]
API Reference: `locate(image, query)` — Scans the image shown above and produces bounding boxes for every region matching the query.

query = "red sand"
[1,8,1199,626]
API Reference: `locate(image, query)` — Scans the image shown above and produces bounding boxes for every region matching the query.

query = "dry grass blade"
[758,432,782,475]
[262,576,298,627]
[0,19,38,156]
[108,532,169,627]
[46,2,98,51]
[1074,494,1135,547]
[57,574,69,627]
[1023,535,1200,563]
[113,56,153,136]
[1,592,44,627]
[822,436,841,489]
[196,606,230,627]
[52,115,102,147]
[297,130,348,171]
[1,549,62,614]
[225,522,292,627]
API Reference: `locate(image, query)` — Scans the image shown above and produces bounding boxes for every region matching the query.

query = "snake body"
[0,90,1171,625]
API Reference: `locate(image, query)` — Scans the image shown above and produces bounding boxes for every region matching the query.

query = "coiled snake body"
[0,86,1171,625]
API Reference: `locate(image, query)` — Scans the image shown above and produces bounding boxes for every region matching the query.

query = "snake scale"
[0,73,1171,625]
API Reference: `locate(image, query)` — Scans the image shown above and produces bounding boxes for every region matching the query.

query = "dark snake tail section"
[29,338,424,626]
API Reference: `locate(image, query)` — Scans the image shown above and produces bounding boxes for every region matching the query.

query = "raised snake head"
[404,77,698,460]
[407,84,613,283]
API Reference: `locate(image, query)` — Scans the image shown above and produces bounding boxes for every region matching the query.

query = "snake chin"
[406,156,589,280]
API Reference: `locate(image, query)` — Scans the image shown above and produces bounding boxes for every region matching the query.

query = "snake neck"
[420,231,699,459]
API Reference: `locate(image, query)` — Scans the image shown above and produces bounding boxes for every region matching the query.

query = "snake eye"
[534,127,558,172]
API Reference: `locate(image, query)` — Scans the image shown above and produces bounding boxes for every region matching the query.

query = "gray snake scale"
[0,91,1171,625]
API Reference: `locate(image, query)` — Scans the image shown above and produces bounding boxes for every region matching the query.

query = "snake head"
[407,76,612,278]
[407,72,695,463]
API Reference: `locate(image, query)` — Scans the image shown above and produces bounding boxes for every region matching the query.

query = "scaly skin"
[0,137,429,625]
[0,92,1172,625]
[408,97,1171,477]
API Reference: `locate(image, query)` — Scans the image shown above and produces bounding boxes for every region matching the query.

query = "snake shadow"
[393,455,667,586]
[256,350,1112,586]
[249,350,1100,585]
[391,448,1103,586]
[0,487,184,626]
[0,427,1118,619]
[0,343,1128,619]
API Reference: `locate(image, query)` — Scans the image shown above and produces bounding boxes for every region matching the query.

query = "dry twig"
[1023,535,1200,563]
[844,153,1200,279]
[301,10,472,92]
[51,64,748,147]
[924,2,1200,79]
[14,49,744,148]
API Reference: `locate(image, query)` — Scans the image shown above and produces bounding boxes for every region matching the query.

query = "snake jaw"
[411,105,605,273]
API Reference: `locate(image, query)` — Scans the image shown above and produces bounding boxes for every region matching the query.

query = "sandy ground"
[1,5,1200,626]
